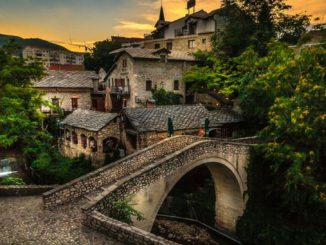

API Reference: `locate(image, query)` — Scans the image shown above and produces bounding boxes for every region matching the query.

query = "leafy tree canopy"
[0,42,46,148]
[84,39,121,72]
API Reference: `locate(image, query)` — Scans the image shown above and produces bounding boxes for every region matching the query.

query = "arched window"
[103,137,119,153]
[72,132,78,144]
[81,134,87,149]
[89,137,97,152]
[65,130,71,141]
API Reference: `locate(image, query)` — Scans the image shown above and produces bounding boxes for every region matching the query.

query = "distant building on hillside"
[23,46,85,71]
[105,47,196,112]
[34,70,108,113]
[137,4,225,53]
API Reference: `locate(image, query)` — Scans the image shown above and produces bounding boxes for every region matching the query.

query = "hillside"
[0,34,68,51]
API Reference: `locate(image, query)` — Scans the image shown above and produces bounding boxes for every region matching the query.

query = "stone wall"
[60,120,120,167]
[38,88,92,112]
[43,136,201,208]
[0,185,57,196]
[84,211,178,245]
[143,33,213,53]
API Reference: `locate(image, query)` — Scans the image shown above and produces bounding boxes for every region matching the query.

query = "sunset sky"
[1,0,325,51]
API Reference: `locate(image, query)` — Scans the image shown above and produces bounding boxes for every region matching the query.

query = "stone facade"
[143,33,213,52]
[0,185,57,197]
[106,52,193,110]
[60,119,120,167]
[39,88,92,113]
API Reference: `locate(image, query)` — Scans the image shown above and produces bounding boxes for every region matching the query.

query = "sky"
[0,0,325,51]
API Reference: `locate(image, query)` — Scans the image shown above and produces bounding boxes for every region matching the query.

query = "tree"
[237,42,326,244]
[152,87,182,106]
[84,39,121,72]
[0,42,46,148]
[214,0,310,57]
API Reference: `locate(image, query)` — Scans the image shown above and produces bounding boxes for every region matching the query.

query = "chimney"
[92,78,99,92]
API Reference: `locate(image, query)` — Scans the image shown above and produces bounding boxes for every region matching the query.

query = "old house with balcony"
[121,104,243,154]
[141,4,225,53]
[60,109,120,166]
[105,47,195,112]
[34,70,108,114]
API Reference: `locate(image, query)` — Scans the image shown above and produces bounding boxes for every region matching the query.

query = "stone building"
[134,5,226,53]
[34,70,108,113]
[60,109,120,166]
[121,105,242,154]
[105,47,195,112]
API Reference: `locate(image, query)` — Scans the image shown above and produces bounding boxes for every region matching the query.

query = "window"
[72,132,78,144]
[65,130,71,141]
[92,99,98,110]
[81,134,87,149]
[188,40,195,49]
[89,137,97,152]
[154,43,161,49]
[52,98,59,107]
[167,42,173,50]
[202,39,206,44]
[146,80,152,91]
[122,58,127,68]
[174,80,179,90]
[71,98,78,110]
[160,54,167,62]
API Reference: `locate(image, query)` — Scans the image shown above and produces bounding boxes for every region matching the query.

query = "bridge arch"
[130,154,246,233]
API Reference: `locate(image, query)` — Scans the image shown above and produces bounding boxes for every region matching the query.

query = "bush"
[110,198,144,225]
[1,177,25,185]
[152,87,182,106]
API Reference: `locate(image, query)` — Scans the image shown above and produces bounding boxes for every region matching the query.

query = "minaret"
[155,1,166,28]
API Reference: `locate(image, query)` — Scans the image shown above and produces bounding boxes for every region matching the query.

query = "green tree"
[84,39,121,72]
[0,42,46,148]
[237,43,326,244]
[152,87,182,106]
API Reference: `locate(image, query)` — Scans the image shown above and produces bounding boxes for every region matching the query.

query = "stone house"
[121,105,242,154]
[60,109,120,166]
[130,5,226,53]
[34,70,108,113]
[105,47,195,112]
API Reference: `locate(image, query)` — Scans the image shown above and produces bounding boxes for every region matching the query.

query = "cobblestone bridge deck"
[0,196,120,245]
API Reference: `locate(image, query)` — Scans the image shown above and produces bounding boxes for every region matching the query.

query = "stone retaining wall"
[43,136,201,208]
[0,185,57,196]
[84,211,178,245]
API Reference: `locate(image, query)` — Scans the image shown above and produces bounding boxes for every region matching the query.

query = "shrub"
[1,177,25,185]
[110,198,144,225]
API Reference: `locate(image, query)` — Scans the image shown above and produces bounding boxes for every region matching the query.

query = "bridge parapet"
[43,135,202,208]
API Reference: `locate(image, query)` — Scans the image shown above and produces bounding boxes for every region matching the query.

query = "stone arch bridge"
[43,136,254,243]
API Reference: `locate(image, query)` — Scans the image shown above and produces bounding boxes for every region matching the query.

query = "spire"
[155,1,166,28]
[159,4,165,22]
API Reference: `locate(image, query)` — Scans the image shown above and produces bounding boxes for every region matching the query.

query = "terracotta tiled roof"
[34,71,98,89]
[123,105,242,133]
[111,48,195,61]
[63,109,118,131]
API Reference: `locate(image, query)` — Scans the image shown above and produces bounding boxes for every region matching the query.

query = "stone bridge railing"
[82,139,251,220]
[43,135,202,208]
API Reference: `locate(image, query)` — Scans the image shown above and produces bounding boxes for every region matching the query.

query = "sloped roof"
[34,71,98,89]
[110,47,195,62]
[63,109,118,131]
[123,105,242,133]
[209,108,243,124]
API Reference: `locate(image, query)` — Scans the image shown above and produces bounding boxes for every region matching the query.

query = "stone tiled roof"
[111,48,195,61]
[123,105,242,133]
[209,108,243,125]
[63,109,118,131]
[34,71,98,89]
